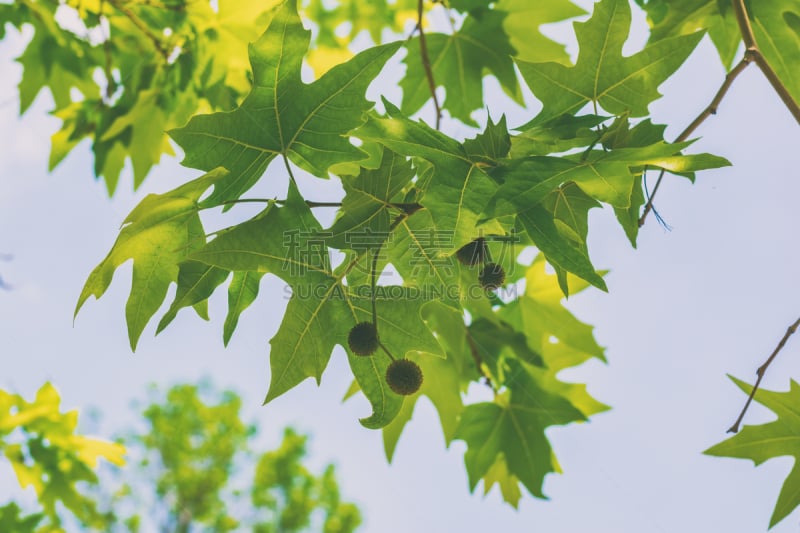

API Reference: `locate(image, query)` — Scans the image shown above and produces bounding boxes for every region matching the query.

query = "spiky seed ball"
[348,322,379,356]
[479,263,506,290]
[455,238,488,266]
[385,359,423,396]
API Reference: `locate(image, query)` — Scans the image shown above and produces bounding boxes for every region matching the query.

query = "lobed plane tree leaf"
[517,0,703,122]
[169,0,401,206]
[705,377,800,528]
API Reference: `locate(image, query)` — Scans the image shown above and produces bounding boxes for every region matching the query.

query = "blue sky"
[2,2,800,532]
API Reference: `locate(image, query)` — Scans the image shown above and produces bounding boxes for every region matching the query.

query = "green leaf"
[15,17,98,114]
[99,89,173,188]
[517,0,703,122]
[545,182,601,247]
[455,359,587,498]
[453,256,608,504]
[510,114,606,157]
[385,210,462,306]
[638,0,740,68]
[381,349,464,460]
[402,8,521,125]
[223,271,265,346]
[359,103,501,250]
[500,255,606,367]
[75,169,228,350]
[495,0,586,64]
[346,290,443,429]
[157,261,230,334]
[463,115,512,165]
[169,0,401,205]
[190,184,440,427]
[327,148,415,249]
[468,317,545,375]
[493,138,730,216]
[705,376,800,528]
[613,175,645,247]
[382,302,469,459]
[481,456,522,508]
[189,183,345,402]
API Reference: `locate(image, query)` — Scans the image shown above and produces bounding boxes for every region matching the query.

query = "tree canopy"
[2,0,800,528]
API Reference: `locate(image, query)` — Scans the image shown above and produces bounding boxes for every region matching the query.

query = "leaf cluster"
[63,0,741,505]
[20,0,800,514]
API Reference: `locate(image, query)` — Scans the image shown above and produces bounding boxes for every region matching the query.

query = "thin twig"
[641,0,800,226]
[727,317,800,433]
[465,330,496,391]
[639,55,752,226]
[100,0,116,101]
[416,0,441,129]
[109,0,170,60]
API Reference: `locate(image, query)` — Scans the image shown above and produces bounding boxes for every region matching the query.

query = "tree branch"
[727,316,800,433]
[748,48,800,124]
[108,0,170,61]
[639,55,752,226]
[732,0,800,122]
[416,0,441,129]
[641,0,800,227]
[731,0,757,48]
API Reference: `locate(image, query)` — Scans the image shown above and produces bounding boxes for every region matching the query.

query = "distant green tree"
[0,383,361,533]
[109,383,361,533]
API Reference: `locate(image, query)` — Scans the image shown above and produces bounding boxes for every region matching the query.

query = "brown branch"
[416,0,441,129]
[641,0,800,227]
[109,0,170,60]
[639,55,752,226]
[727,316,800,433]
[749,48,800,124]
[731,0,800,123]
[731,0,757,48]
[465,330,496,390]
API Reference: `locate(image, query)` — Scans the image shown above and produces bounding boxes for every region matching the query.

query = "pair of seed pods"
[347,238,506,396]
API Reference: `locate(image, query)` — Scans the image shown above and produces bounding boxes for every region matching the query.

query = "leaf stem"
[465,330,496,391]
[727,316,800,433]
[416,0,442,129]
[211,199,423,210]
[378,341,396,362]
[370,213,408,340]
[282,154,298,185]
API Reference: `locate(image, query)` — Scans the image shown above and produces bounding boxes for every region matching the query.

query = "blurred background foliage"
[0,382,362,533]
